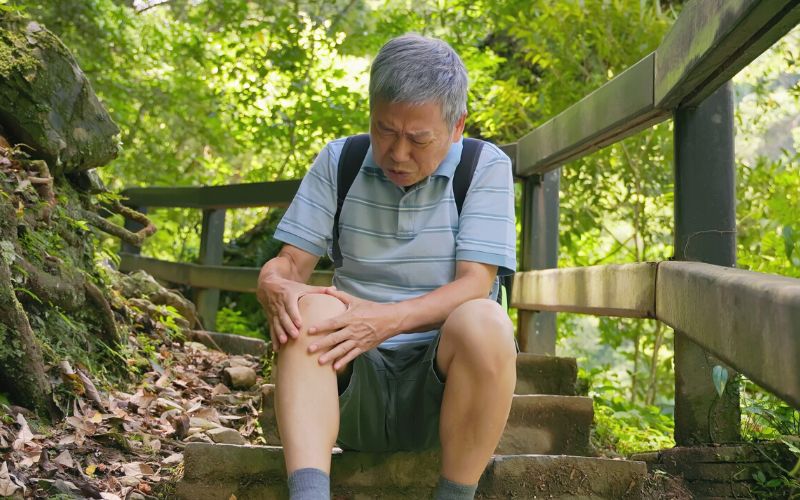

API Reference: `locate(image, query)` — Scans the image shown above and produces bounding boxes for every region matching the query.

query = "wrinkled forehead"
[370,99,449,131]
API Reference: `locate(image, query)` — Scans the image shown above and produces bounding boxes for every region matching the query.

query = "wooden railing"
[120,0,800,446]
[511,0,800,446]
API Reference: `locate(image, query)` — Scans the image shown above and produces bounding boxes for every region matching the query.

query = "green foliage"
[742,378,800,440]
[748,438,800,499]
[216,306,264,339]
[588,368,675,456]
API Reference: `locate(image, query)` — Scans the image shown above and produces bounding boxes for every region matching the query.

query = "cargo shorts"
[336,334,445,452]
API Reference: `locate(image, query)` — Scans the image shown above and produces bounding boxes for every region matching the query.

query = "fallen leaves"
[0,341,267,498]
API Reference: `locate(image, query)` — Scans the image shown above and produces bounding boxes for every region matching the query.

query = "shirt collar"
[362,138,464,180]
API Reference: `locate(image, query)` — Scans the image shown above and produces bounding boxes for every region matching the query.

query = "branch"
[136,0,174,14]
[81,202,157,247]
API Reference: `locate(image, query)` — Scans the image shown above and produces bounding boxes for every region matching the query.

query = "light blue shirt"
[274,137,517,347]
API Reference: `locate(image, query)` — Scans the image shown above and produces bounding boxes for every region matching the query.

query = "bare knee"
[298,293,346,321]
[281,293,346,350]
[440,299,516,375]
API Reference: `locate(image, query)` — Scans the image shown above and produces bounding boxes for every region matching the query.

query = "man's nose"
[389,137,411,163]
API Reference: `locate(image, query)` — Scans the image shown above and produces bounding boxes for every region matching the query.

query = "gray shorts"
[336,334,445,452]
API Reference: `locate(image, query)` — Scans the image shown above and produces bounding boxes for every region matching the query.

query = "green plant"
[586,369,675,456]
[742,378,800,440]
[216,306,265,339]
[746,438,800,499]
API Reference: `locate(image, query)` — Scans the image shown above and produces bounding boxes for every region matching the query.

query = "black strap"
[453,138,484,214]
[332,134,370,267]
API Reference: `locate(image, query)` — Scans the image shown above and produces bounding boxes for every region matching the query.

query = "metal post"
[195,208,226,331]
[120,205,146,255]
[673,81,740,445]
[518,169,560,354]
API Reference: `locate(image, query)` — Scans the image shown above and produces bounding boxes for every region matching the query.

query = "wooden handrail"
[512,262,800,410]
[119,253,334,292]
[121,180,302,209]
[514,0,800,177]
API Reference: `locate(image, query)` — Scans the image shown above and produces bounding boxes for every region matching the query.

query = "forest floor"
[0,341,268,499]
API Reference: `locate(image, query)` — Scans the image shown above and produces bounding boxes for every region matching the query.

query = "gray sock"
[434,476,478,500]
[287,468,330,500]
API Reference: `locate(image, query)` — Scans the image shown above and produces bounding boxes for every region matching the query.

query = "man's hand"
[307,288,402,370]
[256,275,329,351]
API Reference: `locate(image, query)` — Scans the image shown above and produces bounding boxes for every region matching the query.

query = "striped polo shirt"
[274,136,516,347]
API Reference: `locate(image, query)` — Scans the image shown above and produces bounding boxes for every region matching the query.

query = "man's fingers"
[319,340,356,366]
[308,329,346,353]
[270,318,286,350]
[278,308,299,338]
[286,296,303,330]
[333,347,362,371]
[308,314,348,335]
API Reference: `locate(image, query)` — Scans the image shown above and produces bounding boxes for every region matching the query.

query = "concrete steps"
[177,443,648,499]
[177,350,658,498]
[259,386,593,456]
[515,353,577,395]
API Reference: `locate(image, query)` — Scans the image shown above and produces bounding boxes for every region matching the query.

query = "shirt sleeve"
[455,143,517,276]
[273,140,341,257]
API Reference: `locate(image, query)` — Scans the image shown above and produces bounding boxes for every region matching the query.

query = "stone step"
[177,443,648,499]
[515,353,577,395]
[270,353,578,395]
[260,386,593,456]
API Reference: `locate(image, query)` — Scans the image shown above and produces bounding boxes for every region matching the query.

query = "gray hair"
[369,34,468,130]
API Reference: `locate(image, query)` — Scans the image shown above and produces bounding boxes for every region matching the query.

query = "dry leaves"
[0,341,266,498]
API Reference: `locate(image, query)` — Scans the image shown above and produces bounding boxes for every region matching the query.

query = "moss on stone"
[0,27,39,80]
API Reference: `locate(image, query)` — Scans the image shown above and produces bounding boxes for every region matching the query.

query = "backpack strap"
[332,134,370,268]
[452,137,484,214]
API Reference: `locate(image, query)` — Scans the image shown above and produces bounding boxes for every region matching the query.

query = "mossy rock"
[0,14,119,175]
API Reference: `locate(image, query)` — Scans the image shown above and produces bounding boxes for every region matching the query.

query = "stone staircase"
[176,353,649,499]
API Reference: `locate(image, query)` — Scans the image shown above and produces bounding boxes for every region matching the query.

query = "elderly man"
[256,33,517,500]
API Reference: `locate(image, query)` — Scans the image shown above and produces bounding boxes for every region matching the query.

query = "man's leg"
[436,298,517,487]
[276,293,346,475]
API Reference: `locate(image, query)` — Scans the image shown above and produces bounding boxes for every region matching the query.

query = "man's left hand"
[307,288,402,370]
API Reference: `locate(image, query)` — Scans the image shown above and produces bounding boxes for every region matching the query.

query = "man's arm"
[394,260,497,333]
[257,244,325,349]
[308,260,497,369]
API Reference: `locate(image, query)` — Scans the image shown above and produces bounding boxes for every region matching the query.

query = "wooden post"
[518,169,560,355]
[195,208,226,331]
[673,81,740,445]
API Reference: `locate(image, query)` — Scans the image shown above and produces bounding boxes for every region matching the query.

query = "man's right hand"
[257,275,329,351]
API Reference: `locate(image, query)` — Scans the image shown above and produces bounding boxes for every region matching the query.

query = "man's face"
[370,100,465,187]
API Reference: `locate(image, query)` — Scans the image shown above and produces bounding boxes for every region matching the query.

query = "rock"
[228,356,252,368]
[206,427,246,445]
[222,366,257,389]
[0,16,119,174]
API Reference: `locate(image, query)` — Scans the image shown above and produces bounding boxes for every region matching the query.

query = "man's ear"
[451,113,467,142]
